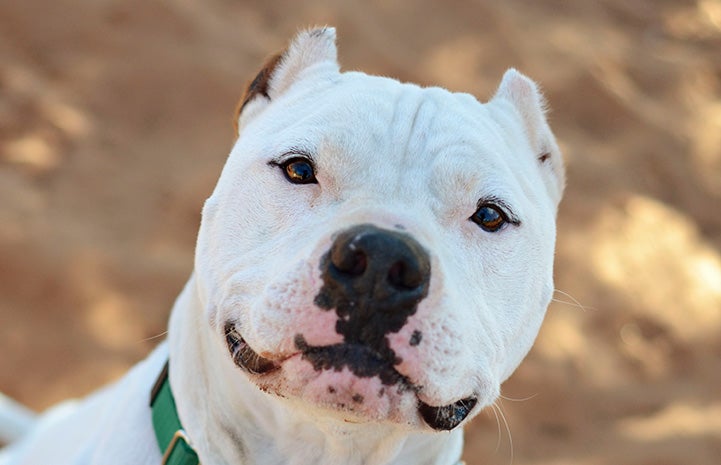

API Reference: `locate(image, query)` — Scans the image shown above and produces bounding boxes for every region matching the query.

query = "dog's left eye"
[279,157,317,184]
[470,204,507,232]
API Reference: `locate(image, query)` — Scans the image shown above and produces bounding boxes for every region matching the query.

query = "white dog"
[2,27,564,465]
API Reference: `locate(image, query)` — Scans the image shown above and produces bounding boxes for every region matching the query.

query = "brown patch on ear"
[233,52,285,135]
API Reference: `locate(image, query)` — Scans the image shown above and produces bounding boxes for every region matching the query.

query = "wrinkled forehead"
[249,72,518,180]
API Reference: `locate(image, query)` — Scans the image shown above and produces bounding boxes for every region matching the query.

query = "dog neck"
[166,274,464,465]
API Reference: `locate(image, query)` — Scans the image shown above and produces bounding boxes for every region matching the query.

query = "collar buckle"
[161,429,197,465]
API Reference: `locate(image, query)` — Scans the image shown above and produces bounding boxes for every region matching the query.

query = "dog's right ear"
[234,27,339,135]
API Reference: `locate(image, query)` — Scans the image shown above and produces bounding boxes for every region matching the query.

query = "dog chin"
[272,357,422,426]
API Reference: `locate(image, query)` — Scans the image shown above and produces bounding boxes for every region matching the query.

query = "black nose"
[329,224,430,306]
[315,224,431,341]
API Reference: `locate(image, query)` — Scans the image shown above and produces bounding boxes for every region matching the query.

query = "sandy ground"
[1,1,720,463]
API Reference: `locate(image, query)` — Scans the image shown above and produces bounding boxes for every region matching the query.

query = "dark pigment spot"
[409,330,423,346]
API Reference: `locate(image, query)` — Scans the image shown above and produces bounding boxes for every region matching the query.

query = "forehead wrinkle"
[385,86,487,206]
[384,88,442,199]
[428,131,519,219]
[377,87,485,201]
[315,84,439,204]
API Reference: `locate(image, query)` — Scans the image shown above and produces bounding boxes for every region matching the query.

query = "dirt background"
[1,1,720,463]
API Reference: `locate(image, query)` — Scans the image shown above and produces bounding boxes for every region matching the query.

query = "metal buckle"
[161,429,196,465]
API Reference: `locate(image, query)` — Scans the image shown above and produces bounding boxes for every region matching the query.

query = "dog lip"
[294,334,417,390]
[417,396,478,431]
[224,323,281,375]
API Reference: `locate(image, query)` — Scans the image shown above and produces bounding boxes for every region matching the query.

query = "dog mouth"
[224,323,280,374]
[293,334,414,388]
[417,396,478,431]
[294,334,477,430]
[223,323,477,430]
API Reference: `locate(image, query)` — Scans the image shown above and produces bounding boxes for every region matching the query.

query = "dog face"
[194,28,564,432]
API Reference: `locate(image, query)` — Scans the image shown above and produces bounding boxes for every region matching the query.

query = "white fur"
[3,27,563,465]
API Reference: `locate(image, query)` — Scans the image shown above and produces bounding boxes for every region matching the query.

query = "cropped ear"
[492,69,565,204]
[234,27,339,135]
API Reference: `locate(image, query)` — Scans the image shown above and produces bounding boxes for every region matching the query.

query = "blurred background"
[1,0,720,463]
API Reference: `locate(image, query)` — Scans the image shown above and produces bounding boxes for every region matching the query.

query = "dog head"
[194,27,564,432]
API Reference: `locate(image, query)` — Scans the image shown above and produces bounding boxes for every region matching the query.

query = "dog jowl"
[201,26,565,436]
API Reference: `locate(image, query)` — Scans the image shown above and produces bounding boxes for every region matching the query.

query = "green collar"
[150,361,200,465]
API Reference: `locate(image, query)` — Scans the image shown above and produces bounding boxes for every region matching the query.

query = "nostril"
[347,251,367,275]
[387,261,412,289]
[331,247,368,276]
[387,260,423,290]
[387,261,403,288]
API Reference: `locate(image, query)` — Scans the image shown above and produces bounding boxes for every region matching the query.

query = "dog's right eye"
[277,157,317,185]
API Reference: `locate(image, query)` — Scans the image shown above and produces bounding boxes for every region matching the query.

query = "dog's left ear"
[492,69,565,204]
[234,27,339,134]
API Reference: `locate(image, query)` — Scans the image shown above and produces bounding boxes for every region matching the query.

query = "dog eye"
[280,157,317,184]
[470,204,507,232]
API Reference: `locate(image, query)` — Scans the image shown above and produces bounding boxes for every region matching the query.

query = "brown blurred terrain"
[1,1,720,464]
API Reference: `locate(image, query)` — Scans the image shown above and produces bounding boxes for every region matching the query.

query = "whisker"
[139,331,168,343]
[490,403,502,453]
[552,289,593,312]
[551,297,592,311]
[499,392,538,402]
[496,399,514,465]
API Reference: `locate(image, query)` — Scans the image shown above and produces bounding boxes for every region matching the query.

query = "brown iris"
[470,204,507,232]
[282,157,317,184]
